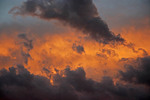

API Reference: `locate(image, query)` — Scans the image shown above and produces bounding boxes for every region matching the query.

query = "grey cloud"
[18,33,33,50]
[0,65,149,100]
[18,33,33,64]
[10,0,125,44]
[120,56,150,86]
[123,42,148,56]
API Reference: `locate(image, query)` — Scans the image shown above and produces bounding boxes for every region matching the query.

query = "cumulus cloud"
[10,0,124,44]
[120,56,150,86]
[0,65,149,100]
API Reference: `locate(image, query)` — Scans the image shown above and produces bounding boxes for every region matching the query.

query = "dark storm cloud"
[10,0,124,44]
[120,56,150,86]
[72,43,85,54]
[0,65,150,100]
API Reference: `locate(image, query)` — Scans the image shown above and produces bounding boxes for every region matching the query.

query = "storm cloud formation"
[120,56,150,86]
[0,64,150,100]
[10,0,124,43]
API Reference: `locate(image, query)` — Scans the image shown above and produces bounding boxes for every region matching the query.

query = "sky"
[0,0,150,100]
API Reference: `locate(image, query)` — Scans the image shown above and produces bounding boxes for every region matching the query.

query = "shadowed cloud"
[120,56,150,86]
[0,64,149,100]
[10,0,125,44]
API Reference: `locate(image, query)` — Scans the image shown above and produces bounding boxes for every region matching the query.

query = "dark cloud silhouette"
[0,65,149,100]
[123,42,148,56]
[18,33,33,64]
[138,48,148,56]
[120,56,150,86]
[72,43,85,54]
[18,33,33,50]
[0,33,34,68]
[10,0,124,44]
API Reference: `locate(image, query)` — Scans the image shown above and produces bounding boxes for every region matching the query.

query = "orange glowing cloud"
[0,27,149,81]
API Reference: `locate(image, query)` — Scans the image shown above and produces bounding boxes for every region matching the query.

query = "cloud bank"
[0,59,150,100]
[10,0,124,43]
[120,56,150,87]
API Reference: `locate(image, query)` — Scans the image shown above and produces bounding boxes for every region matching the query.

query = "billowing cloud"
[0,1,150,100]
[10,0,124,44]
[120,56,150,86]
[0,65,149,100]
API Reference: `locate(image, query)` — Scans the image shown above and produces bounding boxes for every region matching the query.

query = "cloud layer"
[120,56,150,86]
[0,62,150,100]
[10,0,124,43]
[0,1,149,100]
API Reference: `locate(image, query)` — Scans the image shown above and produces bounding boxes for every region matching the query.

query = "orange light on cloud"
[0,22,149,81]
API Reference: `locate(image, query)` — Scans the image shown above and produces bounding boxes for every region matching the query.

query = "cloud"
[0,33,34,68]
[120,56,150,86]
[17,33,33,64]
[0,65,149,100]
[72,43,85,54]
[0,55,14,67]
[102,49,118,57]
[123,42,148,56]
[96,53,108,59]
[10,0,124,44]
